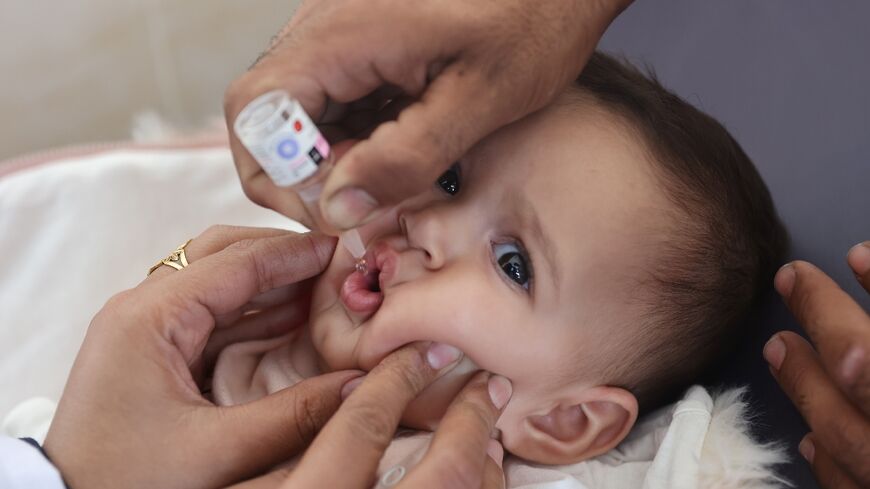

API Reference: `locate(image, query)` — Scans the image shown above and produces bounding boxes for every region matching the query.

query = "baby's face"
[309,96,669,450]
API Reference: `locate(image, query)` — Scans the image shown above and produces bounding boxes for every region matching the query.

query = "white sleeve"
[0,436,66,489]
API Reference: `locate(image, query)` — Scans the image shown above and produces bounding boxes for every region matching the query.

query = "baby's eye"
[436,163,461,195]
[493,242,531,291]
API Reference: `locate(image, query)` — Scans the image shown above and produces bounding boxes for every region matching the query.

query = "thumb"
[191,370,364,485]
[320,62,515,230]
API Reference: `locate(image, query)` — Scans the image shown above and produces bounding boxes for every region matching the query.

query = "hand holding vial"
[234,90,368,271]
[224,0,631,231]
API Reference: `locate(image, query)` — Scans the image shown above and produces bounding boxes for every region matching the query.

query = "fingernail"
[341,376,365,400]
[426,343,462,370]
[847,242,870,277]
[841,346,865,385]
[763,335,787,371]
[774,263,796,298]
[798,435,815,463]
[488,375,513,410]
[325,187,378,230]
[486,439,504,468]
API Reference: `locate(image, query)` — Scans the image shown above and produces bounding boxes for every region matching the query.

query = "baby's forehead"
[482,97,667,223]
[474,93,657,192]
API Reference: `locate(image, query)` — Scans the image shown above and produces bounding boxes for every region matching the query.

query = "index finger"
[775,261,870,413]
[398,372,510,489]
[142,232,336,363]
[766,332,870,484]
[285,342,463,489]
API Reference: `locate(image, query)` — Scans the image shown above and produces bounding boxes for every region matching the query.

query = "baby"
[212,52,787,468]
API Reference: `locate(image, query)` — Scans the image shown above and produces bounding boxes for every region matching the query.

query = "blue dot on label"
[277,139,299,159]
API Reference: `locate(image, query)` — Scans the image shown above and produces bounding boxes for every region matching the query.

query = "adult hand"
[764,242,870,489]
[225,0,632,231]
[237,345,511,489]
[43,226,365,489]
[43,224,509,489]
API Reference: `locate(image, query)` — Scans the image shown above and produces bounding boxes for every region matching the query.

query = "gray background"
[0,0,293,161]
[600,2,869,488]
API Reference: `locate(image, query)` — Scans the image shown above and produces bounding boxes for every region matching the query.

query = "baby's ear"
[515,386,637,465]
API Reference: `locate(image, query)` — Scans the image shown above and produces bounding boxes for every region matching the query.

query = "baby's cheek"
[310,306,361,371]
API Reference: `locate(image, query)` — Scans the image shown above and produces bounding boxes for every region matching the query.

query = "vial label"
[235,91,332,187]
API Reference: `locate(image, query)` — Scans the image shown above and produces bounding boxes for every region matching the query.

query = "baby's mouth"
[340,262,384,317]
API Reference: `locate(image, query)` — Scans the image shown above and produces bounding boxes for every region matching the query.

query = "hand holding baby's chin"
[238,344,511,489]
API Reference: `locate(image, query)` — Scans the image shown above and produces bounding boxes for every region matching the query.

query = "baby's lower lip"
[340,267,383,316]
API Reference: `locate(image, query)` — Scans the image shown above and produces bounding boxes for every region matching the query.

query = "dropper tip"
[340,229,366,259]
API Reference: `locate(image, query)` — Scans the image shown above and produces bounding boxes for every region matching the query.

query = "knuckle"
[838,420,870,469]
[225,237,259,254]
[225,73,283,119]
[849,375,870,407]
[296,232,332,273]
[789,367,810,404]
[226,238,277,293]
[450,381,496,426]
[240,183,268,207]
[785,363,814,413]
[462,397,495,428]
[342,402,396,450]
[827,415,857,451]
[290,392,327,446]
[103,289,135,310]
[390,364,425,394]
[201,223,230,237]
[358,126,439,183]
[90,290,136,332]
[378,352,429,394]
[199,224,235,244]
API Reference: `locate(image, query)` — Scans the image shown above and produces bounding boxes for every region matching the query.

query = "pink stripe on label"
[315,135,331,160]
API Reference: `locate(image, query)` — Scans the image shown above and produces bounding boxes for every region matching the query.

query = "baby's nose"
[399,209,448,270]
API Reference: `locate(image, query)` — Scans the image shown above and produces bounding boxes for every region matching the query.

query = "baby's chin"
[308,251,366,369]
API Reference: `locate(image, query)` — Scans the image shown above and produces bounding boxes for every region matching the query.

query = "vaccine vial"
[234,89,367,270]
[234,90,332,205]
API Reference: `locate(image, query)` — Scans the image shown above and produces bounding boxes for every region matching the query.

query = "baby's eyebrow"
[517,192,561,295]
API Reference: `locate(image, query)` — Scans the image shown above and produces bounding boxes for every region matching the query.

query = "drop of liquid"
[355,258,368,275]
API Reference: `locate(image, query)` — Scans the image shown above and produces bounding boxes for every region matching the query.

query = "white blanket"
[0,143,294,418]
[0,144,787,488]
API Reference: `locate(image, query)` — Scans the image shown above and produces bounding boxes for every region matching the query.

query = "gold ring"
[148,239,193,276]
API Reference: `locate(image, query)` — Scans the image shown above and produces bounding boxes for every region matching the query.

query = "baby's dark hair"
[573,52,789,412]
